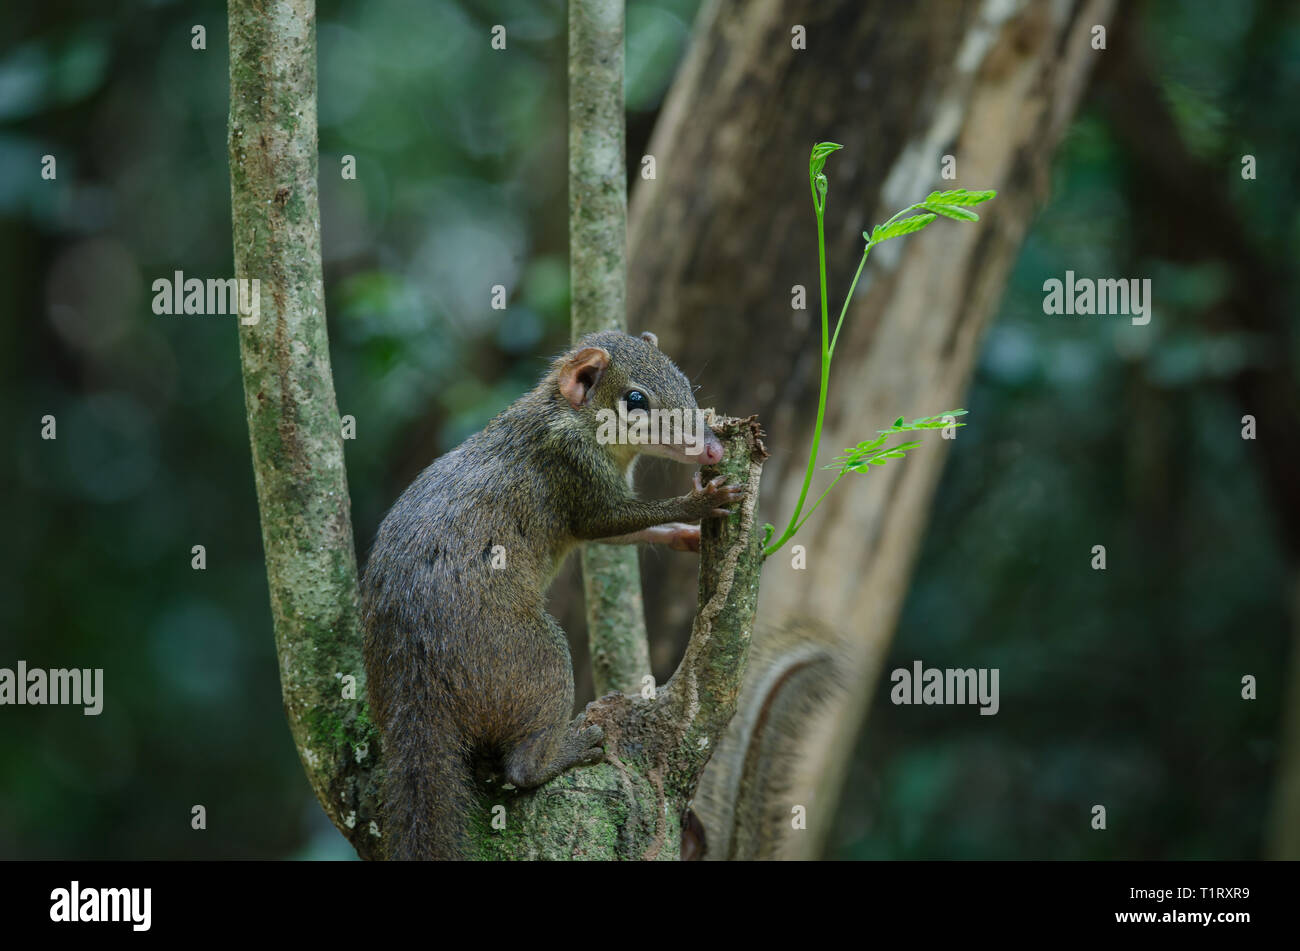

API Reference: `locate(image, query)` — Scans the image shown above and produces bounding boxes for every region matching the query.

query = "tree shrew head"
[556,330,723,466]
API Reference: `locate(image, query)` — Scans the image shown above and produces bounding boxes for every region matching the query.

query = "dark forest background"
[1,0,1296,858]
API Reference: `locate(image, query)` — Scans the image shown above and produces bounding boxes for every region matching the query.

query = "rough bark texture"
[472,418,766,859]
[228,0,382,860]
[628,0,1116,857]
[569,0,652,696]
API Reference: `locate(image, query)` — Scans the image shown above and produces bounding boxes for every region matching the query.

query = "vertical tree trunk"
[629,0,1115,857]
[228,0,381,859]
[569,0,652,696]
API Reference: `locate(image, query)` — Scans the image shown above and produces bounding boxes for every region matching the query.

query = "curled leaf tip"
[810,142,845,185]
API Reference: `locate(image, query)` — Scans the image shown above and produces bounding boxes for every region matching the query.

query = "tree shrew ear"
[558,346,611,409]
[640,331,658,348]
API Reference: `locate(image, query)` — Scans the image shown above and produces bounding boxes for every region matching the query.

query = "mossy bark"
[569,0,652,696]
[227,0,381,860]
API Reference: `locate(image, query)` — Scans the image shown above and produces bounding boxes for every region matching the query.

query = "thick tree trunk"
[629,0,1115,857]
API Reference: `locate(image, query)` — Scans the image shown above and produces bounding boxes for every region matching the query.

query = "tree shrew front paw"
[690,471,746,518]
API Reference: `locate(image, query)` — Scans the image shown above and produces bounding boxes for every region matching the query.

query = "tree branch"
[568,0,651,695]
[227,0,381,860]
[660,416,768,792]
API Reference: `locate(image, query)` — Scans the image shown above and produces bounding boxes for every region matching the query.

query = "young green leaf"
[923,188,997,206]
[810,142,843,201]
[919,202,980,222]
[831,437,924,471]
[868,213,937,244]
[890,409,969,432]
[810,141,843,174]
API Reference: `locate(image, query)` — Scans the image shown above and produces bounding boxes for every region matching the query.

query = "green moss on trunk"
[227,0,382,860]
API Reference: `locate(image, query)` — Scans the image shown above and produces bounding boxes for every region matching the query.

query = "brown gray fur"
[361,330,742,860]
